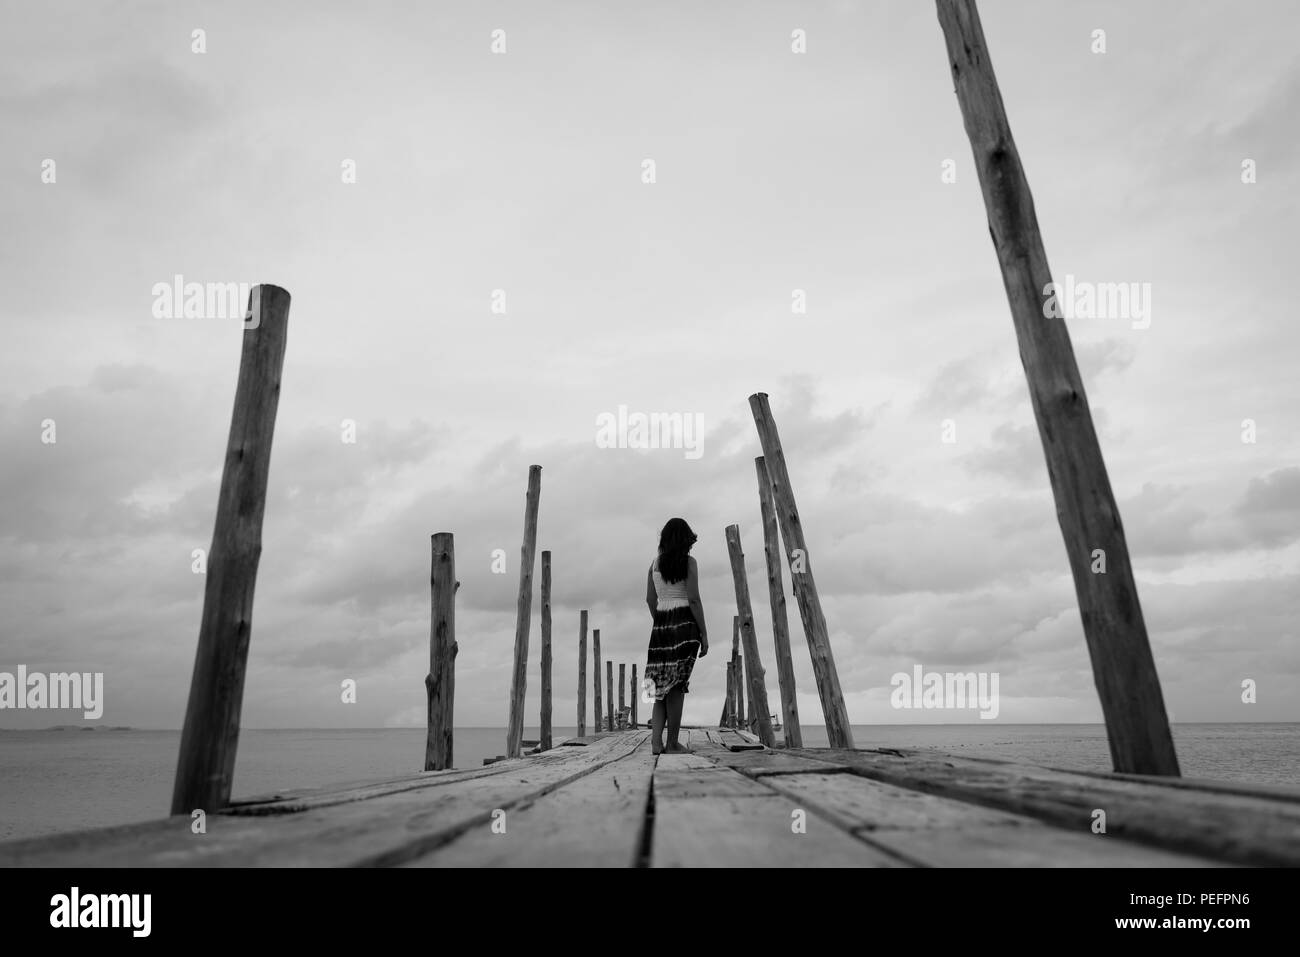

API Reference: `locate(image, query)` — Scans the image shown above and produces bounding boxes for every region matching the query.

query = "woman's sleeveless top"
[651,558,690,611]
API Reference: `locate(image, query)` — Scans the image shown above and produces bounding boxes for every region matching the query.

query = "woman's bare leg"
[665,687,688,751]
[651,698,667,754]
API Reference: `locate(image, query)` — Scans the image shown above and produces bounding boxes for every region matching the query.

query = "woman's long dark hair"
[657,517,697,584]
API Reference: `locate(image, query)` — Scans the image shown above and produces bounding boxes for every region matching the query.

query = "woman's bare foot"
[663,742,693,754]
[651,738,664,755]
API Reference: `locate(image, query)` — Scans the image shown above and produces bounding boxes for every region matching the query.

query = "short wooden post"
[506,465,542,758]
[748,394,854,749]
[725,526,775,747]
[937,0,1178,775]
[606,661,614,733]
[618,662,626,728]
[631,663,639,728]
[172,284,290,815]
[593,628,602,732]
[577,610,588,737]
[539,550,552,752]
[424,532,457,771]
[756,457,802,748]
[732,614,745,730]
[718,663,732,728]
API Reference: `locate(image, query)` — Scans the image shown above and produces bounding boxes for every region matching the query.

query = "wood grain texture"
[606,660,614,732]
[935,0,1177,775]
[593,628,602,733]
[725,525,775,747]
[755,456,802,748]
[507,465,542,758]
[410,738,656,867]
[540,550,552,751]
[425,533,457,771]
[747,393,853,749]
[789,747,1300,865]
[577,610,587,736]
[172,284,291,815]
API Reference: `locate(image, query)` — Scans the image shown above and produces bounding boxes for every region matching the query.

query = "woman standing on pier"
[645,517,708,754]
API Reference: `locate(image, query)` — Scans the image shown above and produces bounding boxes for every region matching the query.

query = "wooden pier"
[3,728,1298,867]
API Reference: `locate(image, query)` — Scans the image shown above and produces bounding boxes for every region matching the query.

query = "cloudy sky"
[1,0,1296,733]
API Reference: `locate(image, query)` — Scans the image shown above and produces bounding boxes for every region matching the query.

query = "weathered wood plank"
[936,0,1177,775]
[653,768,774,799]
[410,739,657,867]
[0,734,648,867]
[789,748,1300,865]
[652,790,905,867]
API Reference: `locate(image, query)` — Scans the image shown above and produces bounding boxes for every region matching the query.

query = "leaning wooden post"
[718,663,732,727]
[631,663,639,728]
[936,0,1178,775]
[577,611,588,736]
[593,628,602,732]
[539,550,553,752]
[506,465,542,759]
[724,525,775,747]
[424,533,458,771]
[732,615,745,730]
[748,394,854,749]
[171,285,290,815]
[618,663,626,728]
[756,457,802,747]
[605,661,614,733]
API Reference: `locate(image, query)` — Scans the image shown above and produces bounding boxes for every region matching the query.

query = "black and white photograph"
[0,0,1294,935]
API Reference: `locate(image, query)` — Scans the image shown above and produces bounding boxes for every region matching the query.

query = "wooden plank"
[506,465,542,758]
[704,750,847,776]
[935,0,1177,775]
[748,393,853,749]
[789,747,1300,865]
[725,525,775,747]
[425,532,457,770]
[755,456,802,748]
[652,788,905,867]
[0,733,649,867]
[410,738,657,867]
[172,283,291,814]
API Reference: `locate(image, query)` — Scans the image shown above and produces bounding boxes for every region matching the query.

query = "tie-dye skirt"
[644,604,701,701]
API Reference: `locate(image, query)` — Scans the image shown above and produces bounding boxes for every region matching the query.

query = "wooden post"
[718,663,732,728]
[506,465,542,758]
[748,394,854,749]
[424,533,457,771]
[744,648,757,732]
[593,628,602,732]
[936,0,1178,775]
[172,284,290,815]
[618,662,626,728]
[631,663,639,728]
[606,661,614,733]
[539,550,552,752]
[577,610,588,737]
[732,614,745,730]
[756,457,802,748]
[725,526,775,747]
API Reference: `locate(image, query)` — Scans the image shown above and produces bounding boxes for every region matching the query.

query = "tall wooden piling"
[631,663,639,728]
[539,550,552,752]
[936,0,1178,775]
[618,663,626,727]
[748,394,854,749]
[577,610,588,736]
[593,628,602,732]
[172,284,290,815]
[725,525,775,747]
[732,617,745,730]
[506,465,543,758]
[756,457,802,747]
[606,661,614,733]
[719,662,733,728]
[424,532,457,771]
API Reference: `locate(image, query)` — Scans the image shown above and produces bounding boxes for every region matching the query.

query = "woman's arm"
[646,566,657,619]
[686,557,708,656]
